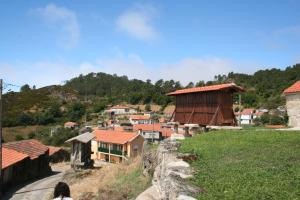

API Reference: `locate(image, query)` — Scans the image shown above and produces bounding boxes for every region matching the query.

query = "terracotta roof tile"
[3,139,49,160]
[167,83,244,96]
[2,147,29,169]
[133,123,161,132]
[93,129,140,144]
[241,108,255,115]
[48,146,62,156]
[130,115,151,120]
[283,80,300,94]
[161,128,172,138]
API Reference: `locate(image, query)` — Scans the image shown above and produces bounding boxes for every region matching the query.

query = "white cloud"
[34,4,80,48]
[159,57,234,85]
[1,54,258,90]
[116,5,158,41]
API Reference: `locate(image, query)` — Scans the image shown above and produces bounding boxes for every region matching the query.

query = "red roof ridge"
[3,139,49,159]
[93,129,140,144]
[2,147,29,169]
[283,80,300,95]
[167,83,244,96]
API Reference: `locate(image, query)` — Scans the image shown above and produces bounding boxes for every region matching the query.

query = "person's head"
[54,182,71,198]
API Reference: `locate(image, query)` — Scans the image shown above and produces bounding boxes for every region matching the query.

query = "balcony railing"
[98,147,109,153]
[98,147,124,156]
[110,149,123,155]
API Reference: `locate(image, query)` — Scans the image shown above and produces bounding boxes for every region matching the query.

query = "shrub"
[15,134,24,141]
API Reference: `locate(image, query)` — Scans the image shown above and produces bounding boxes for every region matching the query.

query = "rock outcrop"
[137,140,199,200]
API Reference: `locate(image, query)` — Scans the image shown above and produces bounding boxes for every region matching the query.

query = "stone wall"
[286,93,300,127]
[136,140,199,200]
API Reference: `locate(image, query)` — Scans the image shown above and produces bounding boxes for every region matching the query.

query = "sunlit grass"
[180,130,300,199]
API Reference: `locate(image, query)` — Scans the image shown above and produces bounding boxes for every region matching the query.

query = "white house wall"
[286,93,300,127]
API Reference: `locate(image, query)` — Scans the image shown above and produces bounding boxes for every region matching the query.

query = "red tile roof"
[94,129,140,144]
[161,128,172,138]
[130,115,151,120]
[48,146,62,156]
[254,111,265,117]
[3,139,49,159]
[167,83,244,96]
[283,80,300,95]
[241,108,255,115]
[2,147,29,169]
[133,123,161,132]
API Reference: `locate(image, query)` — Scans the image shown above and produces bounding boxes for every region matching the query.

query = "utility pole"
[238,94,242,126]
[0,79,3,197]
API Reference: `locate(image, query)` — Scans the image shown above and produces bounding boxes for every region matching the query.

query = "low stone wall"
[136,140,199,200]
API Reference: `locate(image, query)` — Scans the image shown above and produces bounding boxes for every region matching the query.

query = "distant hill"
[3,63,300,127]
[3,85,80,127]
[226,64,300,108]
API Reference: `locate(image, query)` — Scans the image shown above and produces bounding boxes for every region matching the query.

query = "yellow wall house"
[91,129,144,163]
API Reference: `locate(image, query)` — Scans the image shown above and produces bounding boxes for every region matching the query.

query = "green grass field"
[180,130,300,199]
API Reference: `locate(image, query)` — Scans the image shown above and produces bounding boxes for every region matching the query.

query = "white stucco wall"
[286,93,300,127]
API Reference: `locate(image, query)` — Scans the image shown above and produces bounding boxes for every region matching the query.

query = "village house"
[133,123,172,142]
[283,80,300,127]
[240,108,255,125]
[64,121,79,129]
[91,129,144,163]
[2,147,30,189]
[106,105,137,115]
[167,83,244,126]
[66,132,95,169]
[3,139,51,178]
[129,114,152,124]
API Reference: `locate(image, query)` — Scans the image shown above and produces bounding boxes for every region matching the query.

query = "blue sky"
[1,0,300,89]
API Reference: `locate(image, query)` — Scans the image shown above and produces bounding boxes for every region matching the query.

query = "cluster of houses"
[2,80,300,190]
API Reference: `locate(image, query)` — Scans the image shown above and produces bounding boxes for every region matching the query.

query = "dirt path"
[3,164,69,200]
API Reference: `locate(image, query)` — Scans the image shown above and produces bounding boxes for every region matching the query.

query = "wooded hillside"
[3,64,300,127]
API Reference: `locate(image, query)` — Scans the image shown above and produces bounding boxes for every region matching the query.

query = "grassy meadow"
[180,129,300,199]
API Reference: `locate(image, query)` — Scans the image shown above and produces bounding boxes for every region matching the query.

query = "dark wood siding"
[174,90,236,125]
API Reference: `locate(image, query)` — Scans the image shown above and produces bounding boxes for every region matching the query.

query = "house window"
[100,142,108,148]
[112,144,122,151]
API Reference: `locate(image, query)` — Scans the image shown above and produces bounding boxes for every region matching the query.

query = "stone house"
[65,132,95,169]
[283,80,300,127]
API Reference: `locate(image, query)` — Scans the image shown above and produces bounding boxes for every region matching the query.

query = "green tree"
[20,84,31,92]
[67,102,86,122]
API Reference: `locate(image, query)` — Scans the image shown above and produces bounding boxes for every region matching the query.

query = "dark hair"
[54,182,71,198]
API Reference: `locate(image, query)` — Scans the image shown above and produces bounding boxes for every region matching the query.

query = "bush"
[15,134,24,141]
[35,127,78,146]
[67,102,86,122]
[255,114,285,125]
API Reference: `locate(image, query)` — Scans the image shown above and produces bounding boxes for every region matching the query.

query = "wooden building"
[2,147,30,189]
[66,132,95,169]
[3,139,51,178]
[167,83,244,126]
